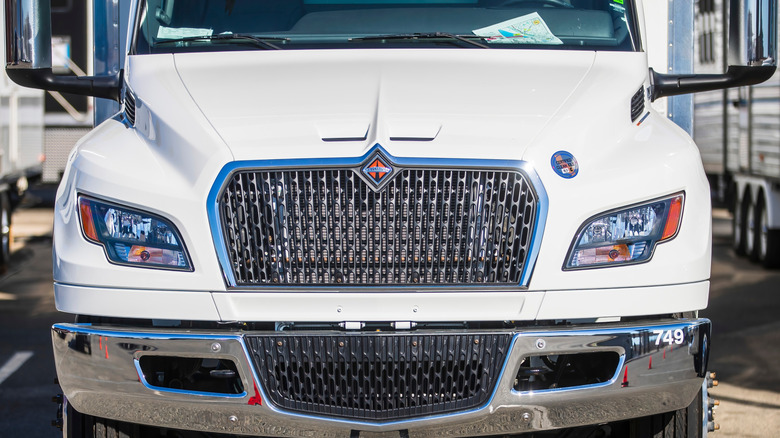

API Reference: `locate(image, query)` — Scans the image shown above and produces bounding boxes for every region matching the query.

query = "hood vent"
[630,87,645,122]
[124,89,136,126]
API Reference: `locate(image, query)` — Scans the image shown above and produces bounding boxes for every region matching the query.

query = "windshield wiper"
[350,32,490,49]
[155,33,288,50]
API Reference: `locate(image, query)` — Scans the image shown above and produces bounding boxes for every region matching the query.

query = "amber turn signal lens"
[661,195,684,241]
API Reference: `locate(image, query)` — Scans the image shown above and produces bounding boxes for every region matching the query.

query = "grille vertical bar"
[245,333,513,421]
[219,167,537,286]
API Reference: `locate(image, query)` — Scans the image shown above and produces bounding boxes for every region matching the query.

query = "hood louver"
[630,87,645,122]
[124,90,136,126]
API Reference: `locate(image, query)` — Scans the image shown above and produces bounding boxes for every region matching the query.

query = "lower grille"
[245,333,513,421]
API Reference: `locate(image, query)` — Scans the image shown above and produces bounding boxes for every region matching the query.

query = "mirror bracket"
[5,68,122,102]
[649,65,776,101]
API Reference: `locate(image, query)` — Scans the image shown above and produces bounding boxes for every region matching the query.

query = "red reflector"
[661,195,683,241]
[248,381,262,406]
[79,198,99,242]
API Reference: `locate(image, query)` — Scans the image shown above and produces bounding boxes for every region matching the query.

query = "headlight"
[78,196,192,271]
[565,193,684,269]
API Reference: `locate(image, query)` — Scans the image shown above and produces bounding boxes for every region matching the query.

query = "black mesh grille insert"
[245,333,513,421]
[630,87,645,122]
[219,167,537,286]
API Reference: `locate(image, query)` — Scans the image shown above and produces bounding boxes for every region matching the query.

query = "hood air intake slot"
[124,89,136,126]
[630,87,645,122]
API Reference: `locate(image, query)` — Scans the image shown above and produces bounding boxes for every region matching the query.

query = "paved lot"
[702,210,780,436]
[0,196,777,437]
[0,198,60,437]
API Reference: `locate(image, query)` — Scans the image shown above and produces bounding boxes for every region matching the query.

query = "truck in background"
[0,4,43,269]
[43,0,97,183]
[694,0,780,267]
[4,0,777,437]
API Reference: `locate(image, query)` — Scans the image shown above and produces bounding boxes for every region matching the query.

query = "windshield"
[135,0,639,53]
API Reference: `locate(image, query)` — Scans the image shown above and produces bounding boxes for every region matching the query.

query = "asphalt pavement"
[702,209,780,437]
[0,189,778,437]
[0,188,60,438]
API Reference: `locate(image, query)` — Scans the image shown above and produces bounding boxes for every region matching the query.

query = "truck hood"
[171,49,628,161]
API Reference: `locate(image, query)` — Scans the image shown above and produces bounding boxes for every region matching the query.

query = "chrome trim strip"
[53,319,710,436]
[206,144,548,289]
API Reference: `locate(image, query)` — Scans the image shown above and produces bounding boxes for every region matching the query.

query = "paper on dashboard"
[472,12,562,45]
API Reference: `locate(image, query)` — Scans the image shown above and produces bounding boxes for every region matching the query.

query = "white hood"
[170,49,611,161]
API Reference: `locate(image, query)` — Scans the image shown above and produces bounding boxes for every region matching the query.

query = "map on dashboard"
[472,12,562,45]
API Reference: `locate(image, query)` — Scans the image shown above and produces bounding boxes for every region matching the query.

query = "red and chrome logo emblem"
[362,155,393,186]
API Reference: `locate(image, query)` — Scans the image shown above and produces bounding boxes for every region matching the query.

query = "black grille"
[245,333,512,421]
[124,89,136,126]
[630,87,645,122]
[219,167,537,286]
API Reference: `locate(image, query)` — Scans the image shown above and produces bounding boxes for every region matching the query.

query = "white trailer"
[694,0,780,267]
[4,0,777,437]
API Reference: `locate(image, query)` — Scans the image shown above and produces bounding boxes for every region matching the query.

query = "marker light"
[565,193,684,269]
[78,196,192,271]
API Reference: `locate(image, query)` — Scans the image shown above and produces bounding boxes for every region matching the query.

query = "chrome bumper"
[53,319,711,437]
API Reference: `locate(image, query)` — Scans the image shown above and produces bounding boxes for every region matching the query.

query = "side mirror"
[5,0,121,101]
[650,0,777,101]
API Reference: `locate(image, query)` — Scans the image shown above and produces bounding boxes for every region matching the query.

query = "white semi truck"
[5,0,777,437]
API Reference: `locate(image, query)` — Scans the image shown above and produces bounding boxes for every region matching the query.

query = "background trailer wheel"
[733,191,748,256]
[744,193,756,259]
[0,192,12,272]
[754,194,780,268]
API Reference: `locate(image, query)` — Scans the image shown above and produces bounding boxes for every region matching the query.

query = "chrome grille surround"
[208,145,548,288]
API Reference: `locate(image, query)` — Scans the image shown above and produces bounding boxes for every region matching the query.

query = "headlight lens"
[565,193,684,269]
[78,196,192,270]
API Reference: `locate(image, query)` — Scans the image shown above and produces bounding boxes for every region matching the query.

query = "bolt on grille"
[245,333,512,421]
[219,167,537,286]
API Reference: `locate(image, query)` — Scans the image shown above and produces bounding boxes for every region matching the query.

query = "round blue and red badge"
[551,151,578,179]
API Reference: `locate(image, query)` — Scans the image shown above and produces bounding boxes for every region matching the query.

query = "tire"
[629,389,703,438]
[0,192,11,271]
[754,195,780,268]
[744,193,756,258]
[733,191,747,256]
[65,401,141,438]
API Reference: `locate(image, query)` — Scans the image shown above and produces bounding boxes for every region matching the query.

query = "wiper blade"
[350,32,490,49]
[155,33,288,50]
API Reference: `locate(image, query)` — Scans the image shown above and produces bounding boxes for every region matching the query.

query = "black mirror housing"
[650,0,776,102]
[6,68,122,102]
[649,65,776,101]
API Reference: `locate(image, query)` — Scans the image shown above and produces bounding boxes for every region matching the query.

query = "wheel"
[64,401,141,438]
[628,388,704,438]
[0,192,11,271]
[754,195,780,268]
[744,194,756,258]
[732,191,746,255]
